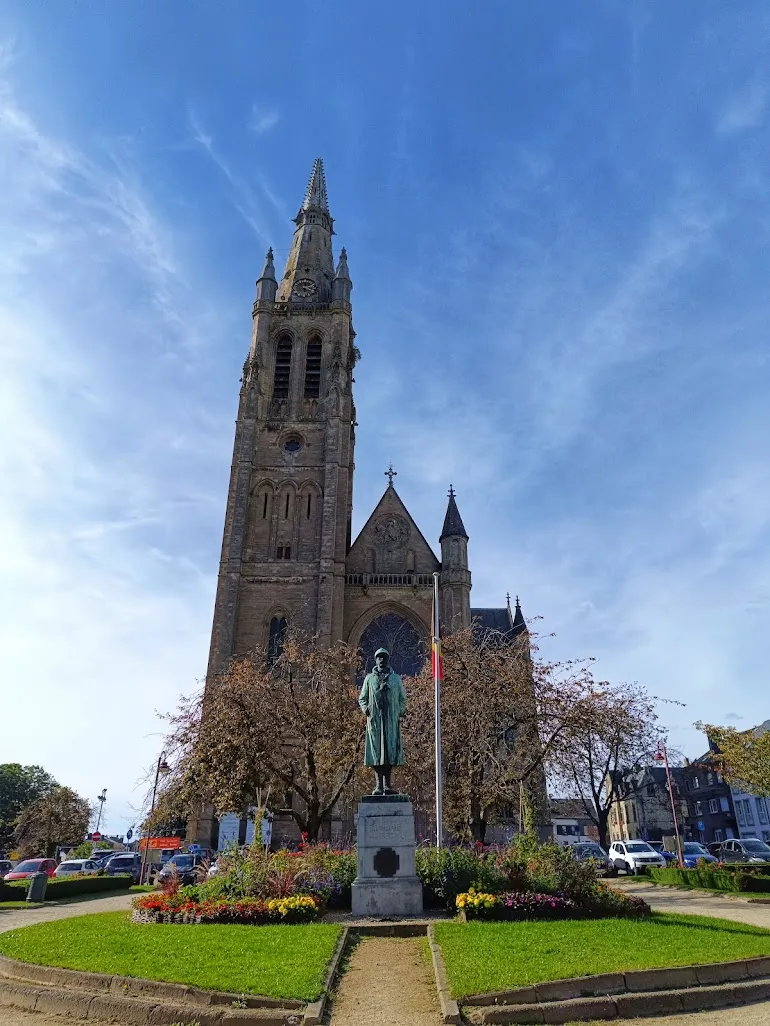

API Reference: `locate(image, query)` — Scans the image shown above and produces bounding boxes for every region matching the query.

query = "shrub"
[648,867,770,893]
[4,875,133,899]
[416,846,505,908]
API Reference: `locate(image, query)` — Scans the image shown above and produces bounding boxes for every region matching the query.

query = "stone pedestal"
[351,795,423,917]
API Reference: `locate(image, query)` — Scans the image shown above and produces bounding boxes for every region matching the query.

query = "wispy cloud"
[250,105,279,135]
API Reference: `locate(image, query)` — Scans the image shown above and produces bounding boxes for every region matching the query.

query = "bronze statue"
[358,648,407,795]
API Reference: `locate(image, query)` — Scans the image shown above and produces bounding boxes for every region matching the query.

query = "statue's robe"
[358,669,407,767]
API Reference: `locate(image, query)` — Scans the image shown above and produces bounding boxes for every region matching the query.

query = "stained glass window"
[357,612,426,680]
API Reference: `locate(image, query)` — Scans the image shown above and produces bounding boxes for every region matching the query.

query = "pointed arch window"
[304,337,322,397]
[267,615,288,666]
[273,335,292,399]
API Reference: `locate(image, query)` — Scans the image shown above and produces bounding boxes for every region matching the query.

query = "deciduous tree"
[159,632,364,841]
[551,686,668,847]
[0,764,58,852]
[697,721,770,797]
[401,625,604,843]
[14,787,92,858]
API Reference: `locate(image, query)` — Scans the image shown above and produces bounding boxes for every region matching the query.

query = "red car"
[4,858,58,880]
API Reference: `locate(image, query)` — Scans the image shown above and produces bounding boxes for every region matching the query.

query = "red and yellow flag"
[431,637,443,681]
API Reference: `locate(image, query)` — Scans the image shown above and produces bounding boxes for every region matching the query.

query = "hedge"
[3,875,133,900]
[648,867,770,893]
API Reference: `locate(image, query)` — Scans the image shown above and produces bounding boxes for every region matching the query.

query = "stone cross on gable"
[385,465,397,486]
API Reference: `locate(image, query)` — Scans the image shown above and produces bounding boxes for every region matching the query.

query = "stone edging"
[302,926,349,1026]
[461,956,770,1024]
[0,951,310,1024]
[427,925,461,1024]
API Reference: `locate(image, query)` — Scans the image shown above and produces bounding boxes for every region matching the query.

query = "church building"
[196,160,535,845]
[206,158,523,685]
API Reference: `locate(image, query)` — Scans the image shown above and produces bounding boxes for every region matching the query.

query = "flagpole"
[432,572,443,849]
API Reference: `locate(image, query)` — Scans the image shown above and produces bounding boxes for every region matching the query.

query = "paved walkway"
[0,892,134,934]
[328,937,440,1026]
[613,878,770,928]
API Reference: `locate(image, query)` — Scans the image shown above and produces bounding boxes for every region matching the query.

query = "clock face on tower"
[292,277,317,299]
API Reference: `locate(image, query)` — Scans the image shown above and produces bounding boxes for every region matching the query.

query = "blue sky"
[1,1,769,838]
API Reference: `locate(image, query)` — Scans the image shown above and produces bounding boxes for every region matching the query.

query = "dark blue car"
[651,842,717,867]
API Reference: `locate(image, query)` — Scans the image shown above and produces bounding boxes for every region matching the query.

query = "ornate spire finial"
[506,592,511,609]
[448,484,455,498]
[385,464,397,486]
[302,157,329,212]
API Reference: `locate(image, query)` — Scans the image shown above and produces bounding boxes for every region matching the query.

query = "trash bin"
[26,872,48,903]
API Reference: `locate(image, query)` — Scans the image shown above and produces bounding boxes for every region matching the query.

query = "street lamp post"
[139,752,171,885]
[654,744,684,868]
[95,789,107,833]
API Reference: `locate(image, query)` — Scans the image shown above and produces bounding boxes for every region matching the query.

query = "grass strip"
[0,911,341,1001]
[434,912,770,999]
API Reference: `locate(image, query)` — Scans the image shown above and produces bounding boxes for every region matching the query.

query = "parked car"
[4,858,58,880]
[90,849,119,865]
[706,842,724,858]
[0,860,14,877]
[649,843,677,864]
[718,838,770,864]
[103,853,142,883]
[157,852,208,886]
[54,859,101,877]
[679,842,718,868]
[572,843,616,875]
[608,841,667,874]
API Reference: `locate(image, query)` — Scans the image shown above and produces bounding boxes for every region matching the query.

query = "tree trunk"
[597,809,610,849]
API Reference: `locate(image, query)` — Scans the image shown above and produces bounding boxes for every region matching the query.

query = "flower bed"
[132,892,319,925]
[457,888,581,920]
[455,884,651,921]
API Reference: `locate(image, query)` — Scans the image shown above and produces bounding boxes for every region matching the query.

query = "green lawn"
[0,911,340,1001]
[434,913,770,999]
[0,902,43,910]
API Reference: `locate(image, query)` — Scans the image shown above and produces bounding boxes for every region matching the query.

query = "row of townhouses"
[606,722,770,846]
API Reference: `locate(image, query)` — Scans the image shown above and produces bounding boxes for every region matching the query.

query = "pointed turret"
[332,247,352,303]
[277,158,336,304]
[440,486,471,630]
[255,247,277,304]
[511,595,527,636]
[440,485,469,542]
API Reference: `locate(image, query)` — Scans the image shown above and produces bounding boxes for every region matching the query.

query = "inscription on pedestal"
[366,816,413,845]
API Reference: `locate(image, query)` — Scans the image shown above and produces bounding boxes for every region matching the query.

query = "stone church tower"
[197,160,542,845]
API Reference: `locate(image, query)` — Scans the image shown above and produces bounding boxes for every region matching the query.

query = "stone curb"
[0,979,302,1024]
[427,925,461,1024]
[471,978,770,1023]
[302,926,349,1026]
[0,953,303,1010]
[461,955,770,1006]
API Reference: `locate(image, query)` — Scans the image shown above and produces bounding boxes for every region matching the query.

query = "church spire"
[511,595,527,635]
[255,247,277,304]
[277,158,336,304]
[303,158,329,212]
[440,485,469,542]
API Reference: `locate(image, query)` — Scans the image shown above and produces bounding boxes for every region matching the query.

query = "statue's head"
[374,648,390,671]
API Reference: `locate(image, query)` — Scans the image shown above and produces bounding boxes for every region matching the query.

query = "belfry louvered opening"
[304,337,322,397]
[273,335,293,399]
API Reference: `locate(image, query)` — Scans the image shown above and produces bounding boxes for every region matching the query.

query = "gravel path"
[327,937,440,1026]
[0,892,134,934]
[583,1003,770,1025]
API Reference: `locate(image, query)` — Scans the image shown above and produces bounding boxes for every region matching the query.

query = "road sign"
[188,844,201,854]
[91,831,102,843]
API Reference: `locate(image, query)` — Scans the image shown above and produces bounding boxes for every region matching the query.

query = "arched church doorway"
[357,611,427,681]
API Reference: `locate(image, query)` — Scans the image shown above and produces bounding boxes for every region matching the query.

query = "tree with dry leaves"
[550,685,668,847]
[15,786,92,858]
[158,632,364,841]
[697,720,770,797]
[401,625,604,843]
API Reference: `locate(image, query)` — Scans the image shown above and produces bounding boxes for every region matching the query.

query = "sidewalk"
[0,891,134,934]
[613,878,770,928]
